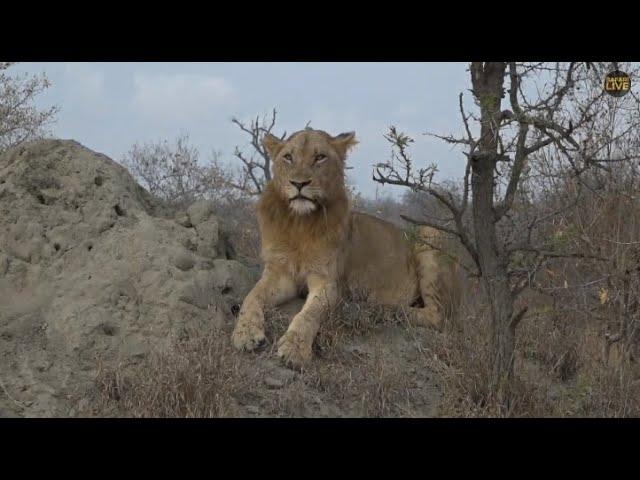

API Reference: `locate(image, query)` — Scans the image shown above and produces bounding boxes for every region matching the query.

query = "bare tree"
[229,108,285,195]
[373,62,640,403]
[121,134,237,208]
[0,62,58,152]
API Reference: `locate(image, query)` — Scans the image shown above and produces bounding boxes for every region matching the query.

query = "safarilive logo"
[604,70,631,97]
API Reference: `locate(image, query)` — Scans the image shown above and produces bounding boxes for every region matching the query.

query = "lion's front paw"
[232,323,266,351]
[276,330,312,369]
[232,311,266,352]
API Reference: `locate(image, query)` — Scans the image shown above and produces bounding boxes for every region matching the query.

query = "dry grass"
[313,300,426,417]
[94,333,253,417]
[92,296,440,418]
[90,272,640,417]
[411,281,640,417]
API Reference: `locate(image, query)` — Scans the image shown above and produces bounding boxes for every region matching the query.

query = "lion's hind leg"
[411,246,445,331]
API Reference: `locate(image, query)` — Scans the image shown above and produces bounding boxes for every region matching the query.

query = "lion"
[231,128,459,368]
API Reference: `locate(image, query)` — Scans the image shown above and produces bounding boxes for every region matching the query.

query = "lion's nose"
[290,180,311,191]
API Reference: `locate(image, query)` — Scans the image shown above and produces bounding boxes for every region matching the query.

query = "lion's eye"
[314,154,327,164]
[283,153,293,163]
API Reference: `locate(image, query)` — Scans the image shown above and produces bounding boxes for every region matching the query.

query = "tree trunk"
[469,62,516,403]
[472,151,516,401]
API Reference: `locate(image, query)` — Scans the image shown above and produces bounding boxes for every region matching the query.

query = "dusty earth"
[0,139,441,418]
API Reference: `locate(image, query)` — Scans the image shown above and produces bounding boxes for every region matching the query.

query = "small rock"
[246,405,261,415]
[187,200,215,226]
[344,344,369,357]
[195,219,220,258]
[197,244,218,260]
[210,259,255,299]
[272,367,296,382]
[264,376,285,389]
[178,271,225,310]
[172,251,196,271]
[76,398,90,413]
[175,213,192,228]
[122,335,148,359]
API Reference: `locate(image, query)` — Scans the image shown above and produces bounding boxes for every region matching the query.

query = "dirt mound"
[0,139,256,417]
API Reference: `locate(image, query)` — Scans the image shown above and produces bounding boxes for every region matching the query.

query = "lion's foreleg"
[232,268,296,351]
[277,274,338,368]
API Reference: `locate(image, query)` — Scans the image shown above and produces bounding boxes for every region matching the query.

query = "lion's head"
[262,129,358,215]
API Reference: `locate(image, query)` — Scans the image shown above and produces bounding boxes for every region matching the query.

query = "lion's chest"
[262,234,342,284]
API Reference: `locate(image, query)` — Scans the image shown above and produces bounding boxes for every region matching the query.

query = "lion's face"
[263,129,358,215]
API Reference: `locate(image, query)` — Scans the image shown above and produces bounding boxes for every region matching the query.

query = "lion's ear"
[262,133,285,159]
[331,131,358,157]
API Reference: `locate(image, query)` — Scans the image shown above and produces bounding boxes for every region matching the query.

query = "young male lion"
[231,128,456,368]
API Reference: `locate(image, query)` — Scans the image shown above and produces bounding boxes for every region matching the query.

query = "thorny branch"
[373,127,479,268]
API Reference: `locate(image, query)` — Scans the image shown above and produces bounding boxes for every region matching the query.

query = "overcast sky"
[14,62,474,198]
